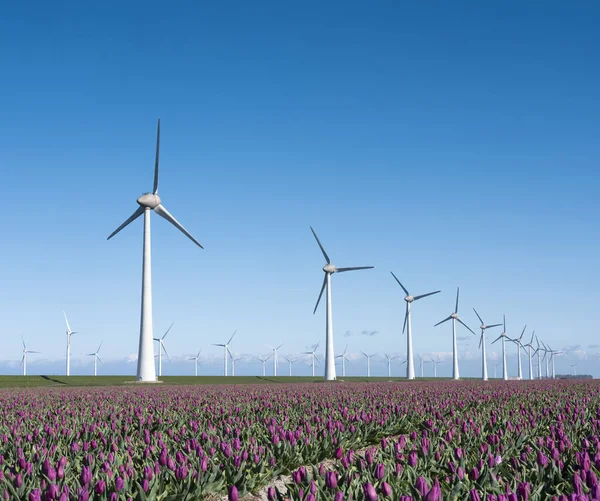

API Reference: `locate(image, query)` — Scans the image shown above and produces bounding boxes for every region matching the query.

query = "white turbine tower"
[491,315,510,381]
[153,323,173,378]
[541,341,551,378]
[107,119,203,382]
[213,331,237,376]
[63,311,78,376]
[430,357,442,378]
[534,335,543,379]
[258,354,272,377]
[362,352,377,377]
[523,330,536,380]
[417,355,428,378]
[390,272,440,381]
[21,337,39,376]
[548,346,562,379]
[303,343,320,377]
[284,356,298,376]
[189,349,201,376]
[434,287,475,380]
[86,342,103,376]
[473,309,502,381]
[311,227,374,381]
[335,345,350,377]
[228,349,242,376]
[508,325,527,380]
[268,343,284,376]
[384,353,399,378]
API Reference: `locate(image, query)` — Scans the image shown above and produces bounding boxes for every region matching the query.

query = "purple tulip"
[326,471,338,489]
[469,467,480,481]
[424,479,442,501]
[363,482,378,501]
[469,490,481,501]
[408,451,418,467]
[334,492,344,501]
[381,481,392,498]
[29,490,42,501]
[416,476,430,496]
[335,447,343,459]
[375,463,385,480]
[267,486,276,500]
[115,477,124,492]
[536,450,548,468]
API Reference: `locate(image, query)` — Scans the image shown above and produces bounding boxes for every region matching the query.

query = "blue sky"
[0,1,599,377]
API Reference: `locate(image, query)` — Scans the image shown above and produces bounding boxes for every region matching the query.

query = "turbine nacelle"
[323,264,336,274]
[137,193,162,209]
[450,313,459,319]
[404,295,415,303]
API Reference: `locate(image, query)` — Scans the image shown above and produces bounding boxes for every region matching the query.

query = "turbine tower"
[541,341,551,378]
[258,354,272,377]
[534,335,543,379]
[434,287,475,380]
[303,343,320,377]
[362,352,377,377]
[523,330,536,380]
[267,343,284,376]
[311,227,374,381]
[491,315,510,381]
[384,353,399,378]
[473,309,502,381]
[548,346,562,379]
[417,355,428,378]
[153,323,173,378]
[86,342,103,376]
[213,331,237,377]
[335,345,350,377]
[63,311,78,377]
[228,349,242,376]
[390,272,440,381]
[21,337,39,376]
[284,356,298,376]
[508,325,527,380]
[189,349,201,376]
[430,357,441,378]
[107,119,203,382]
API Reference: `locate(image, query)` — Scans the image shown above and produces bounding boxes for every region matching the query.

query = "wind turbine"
[434,287,475,380]
[362,352,377,377]
[541,341,551,378]
[493,362,501,379]
[473,309,502,381]
[189,349,201,376]
[417,355,428,378]
[86,342,103,376]
[523,330,536,380]
[21,337,39,376]
[311,227,374,381]
[213,331,237,376]
[267,343,284,376]
[508,325,527,380]
[284,356,298,376]
[390,272,440,381]
[107,119,203,382]
[430,357,442,378]
[228,349,242,376]
[153,323,173,377]
[63,311,78,376]
[491,315,510,381]
[548,346,562,379]
[570,363,577,376]
[303,343,320,377]
[384,353,399,378]
[534,335,543,379]
[335,345,350,377]
[258,354,272,377]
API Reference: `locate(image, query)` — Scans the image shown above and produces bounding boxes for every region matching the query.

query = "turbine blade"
[153,204,203,248]
[161,342,170,361]
[503,314,506,333]
[63,311,72,332]
[107,206,145,240]
[519,325,527,340]
[97,341,103,353]
[402,304,408,334]
[162,322,174,340]
[473,308,484,325]
[153,118,160,194]
[414,290,441,301]
[276,343,284,350]
[336,266,374,273]
[310,227,330,264]
[491,335,502,345]
[478,333,483,349]
[390,272,409,296]
[212,343,226,347]
[228,330,237,345]
[529,331,535,345]
[454,287,460,314]
[97,356,104,365]
[456,317,477,335]
[21,336,26,350]
[313,274,327,315]
[487,323,503,329]
[434,316,452,327]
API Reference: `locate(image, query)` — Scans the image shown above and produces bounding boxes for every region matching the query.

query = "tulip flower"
[363,482,378,501]
[227,485,239,501]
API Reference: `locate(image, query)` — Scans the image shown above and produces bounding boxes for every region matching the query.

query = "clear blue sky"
[1,1,598,377]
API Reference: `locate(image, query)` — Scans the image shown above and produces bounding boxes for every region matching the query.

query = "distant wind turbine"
[418,355,429,378]
[21,337,39,376]
[189,349,202,376]
[86,342,103,376]
[570,363,577,376]
[284,356,298,376]
[391,272,440,381]
[491,315,510,381]
[311,227,374,381]
[430,357,442,378]
[508,325,527,380]
[335,345,350,377]
[107,119,203,382]
[493,362,501,379]
[63,311,78,377]
[434,287,475,380]
[153,323,173,377]
[523,330,536,380]
[228,349,242,376]
[541,341,551,378]
[473,308,502,381]
[534,335,543,379]
[548,346,562,379]
[267,343,284,376]
[362,352,377,377]
[384,353,399,378]
[258,354,272,377]
[213,331,237,376]
[303,343,320,377]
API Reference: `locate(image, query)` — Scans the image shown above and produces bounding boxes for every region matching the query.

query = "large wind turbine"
[303,343,320,377]
[258,354,272,377]
[189,349,201,376]
[268,343,284,376]
[508,325,527,380]
[335,345,350,377]
[362,352,377,377]
[153,323,173,378]
[284,356,298,376]
[86,342,103,376]
[391,272,440,381]
[473,309,502,381]
[107,119,203,382]
[63,311,78,376]
[311,227,374,381]
[21,337,39,376]
[434,287,475,380]
[213,331,237,376]
[491,315,510,381]
[384,353,399,378]
[523,330,536,380]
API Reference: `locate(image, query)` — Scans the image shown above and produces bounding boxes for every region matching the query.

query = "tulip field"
[1,381,600,500]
